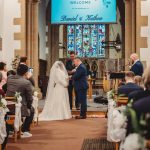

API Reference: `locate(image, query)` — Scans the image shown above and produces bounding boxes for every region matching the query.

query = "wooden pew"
[117,96,128,107]
[5,97,22,143]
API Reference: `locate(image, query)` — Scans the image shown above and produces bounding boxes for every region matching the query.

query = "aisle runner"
[81,138,115,150]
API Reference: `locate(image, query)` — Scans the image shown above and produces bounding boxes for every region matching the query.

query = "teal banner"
[51,0,116,24]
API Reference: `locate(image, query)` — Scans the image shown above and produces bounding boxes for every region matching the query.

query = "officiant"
[66,51,79,110]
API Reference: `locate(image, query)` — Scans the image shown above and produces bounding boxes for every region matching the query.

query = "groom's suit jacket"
[73,63,89,91]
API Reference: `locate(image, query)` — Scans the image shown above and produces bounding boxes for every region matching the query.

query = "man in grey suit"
[6,64,34,138]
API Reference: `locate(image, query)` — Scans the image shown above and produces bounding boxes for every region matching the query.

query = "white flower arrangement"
[12,55,20,71]
[14,92,22,103]
[120,133,146,150]
[33,91,38,97]
[107,89,115,101]
[0,98,7,108]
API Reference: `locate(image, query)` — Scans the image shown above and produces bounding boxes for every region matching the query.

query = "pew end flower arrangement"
[120,101,150,150]
[12,55,20,71]
[0,96,7,109]
[14,92,22,104]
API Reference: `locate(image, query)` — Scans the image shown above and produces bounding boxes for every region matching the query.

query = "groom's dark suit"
[73,63,88,117]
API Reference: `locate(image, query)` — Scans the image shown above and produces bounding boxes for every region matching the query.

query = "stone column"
[26,0,40,88]
[31,0,40,88]
[26,0,32,66]
[125,0,136,70]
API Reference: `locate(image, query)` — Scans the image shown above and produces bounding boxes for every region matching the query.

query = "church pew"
[5,97,22,143]
[116,96,128,107]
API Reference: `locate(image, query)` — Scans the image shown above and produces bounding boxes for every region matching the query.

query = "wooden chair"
[5,97,22,143]
[87,78,93,100]
[0,144,2,150]
[117,96,128,107]
[103,76,111,93]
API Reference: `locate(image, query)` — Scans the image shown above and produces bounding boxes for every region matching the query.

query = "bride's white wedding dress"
[39,61,72,121]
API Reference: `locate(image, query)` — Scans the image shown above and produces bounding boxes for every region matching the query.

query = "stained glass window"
[67,24,105,58]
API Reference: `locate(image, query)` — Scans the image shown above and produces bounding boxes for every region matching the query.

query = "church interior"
[0,0,150,149]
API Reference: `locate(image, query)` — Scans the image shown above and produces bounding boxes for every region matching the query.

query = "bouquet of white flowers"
[0,97,7,108]
[14,92,22,103]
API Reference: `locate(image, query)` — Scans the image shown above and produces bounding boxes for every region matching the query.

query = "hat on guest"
[17,64,29,76]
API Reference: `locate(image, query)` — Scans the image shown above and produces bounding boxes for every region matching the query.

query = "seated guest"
[134,75,143,87]
[0,72,5,97]
[132,67,150,139]
[129,53,144,76]
[118,71,143,96]
[129,66,150,102]
[6,64,34,138]
[2,70,16,93]
[0,62,7,90]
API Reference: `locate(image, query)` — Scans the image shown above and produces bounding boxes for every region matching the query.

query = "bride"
[39,61,72,121]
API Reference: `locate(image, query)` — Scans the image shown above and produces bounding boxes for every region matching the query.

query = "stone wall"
[109,8,122,59]
[38,0,47,60]
[140,0,150,67]
[0,0,21,69]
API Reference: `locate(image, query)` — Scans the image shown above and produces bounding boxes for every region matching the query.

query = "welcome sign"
[51,0,116,24]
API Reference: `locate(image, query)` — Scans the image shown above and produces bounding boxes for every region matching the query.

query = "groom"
[73,57,89,119]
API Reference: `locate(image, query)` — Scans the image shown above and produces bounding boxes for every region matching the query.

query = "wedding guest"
[2,70,16,93]
[134,75,143,87]
[6,64,34,138]
[91,60,98,85]
[0,71,2,82]
[118,71,143,96]
[73,57,88,119]
[130,66,150,102]
[0,72,5,97]
[0,62,7,90]
[130,67,150,139]
[129,53,144,76]
[66,51,79,110]
[19,56,28,65]
[19,56,35,87]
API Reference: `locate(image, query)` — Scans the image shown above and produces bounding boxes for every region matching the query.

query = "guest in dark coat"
[2,70,16,93]
[130,53,144,76]
[129,66,150,102]
[6,64,34,138]
[72,57,88,119]
[118,71,143,96]
[127,66,150,139]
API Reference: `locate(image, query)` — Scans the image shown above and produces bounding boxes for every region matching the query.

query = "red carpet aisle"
[7,118,107,150]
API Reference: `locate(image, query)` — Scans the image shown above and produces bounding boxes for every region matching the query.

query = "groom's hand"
[69,76,72,80]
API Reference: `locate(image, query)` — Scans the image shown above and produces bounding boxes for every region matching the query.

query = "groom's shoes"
[75,116,86,119]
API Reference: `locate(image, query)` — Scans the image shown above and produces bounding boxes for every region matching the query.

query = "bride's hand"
[69,75,72,80]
